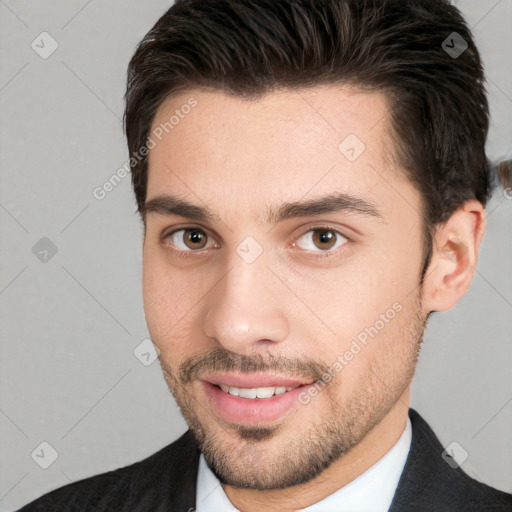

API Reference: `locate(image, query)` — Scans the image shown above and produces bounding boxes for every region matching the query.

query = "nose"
[202,254,290,354]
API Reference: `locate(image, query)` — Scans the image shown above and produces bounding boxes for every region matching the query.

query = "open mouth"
[215,383,298,399]
[201,376,316,424]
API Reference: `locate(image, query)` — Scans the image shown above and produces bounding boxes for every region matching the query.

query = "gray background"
[0,1,510,510]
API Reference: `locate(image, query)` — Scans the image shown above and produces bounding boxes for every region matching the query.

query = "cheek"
[290,259,410,342]
[142,249,185,342]
[323,301,418,399]
[337,242,420,323]
[289,251,420,380]
[142,247,213,359]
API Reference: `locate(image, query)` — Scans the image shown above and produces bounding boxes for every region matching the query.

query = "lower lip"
[202,381,313,425]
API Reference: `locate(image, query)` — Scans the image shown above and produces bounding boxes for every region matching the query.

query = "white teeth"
[217,384,294,399]
[238,388,258,399]
[256,387,275,398]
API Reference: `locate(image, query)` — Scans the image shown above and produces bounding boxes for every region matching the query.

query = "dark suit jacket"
[19,408,511,511]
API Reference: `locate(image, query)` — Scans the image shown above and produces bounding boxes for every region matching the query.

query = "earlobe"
[421,200,486,313]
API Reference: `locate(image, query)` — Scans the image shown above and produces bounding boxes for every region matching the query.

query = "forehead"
[146,85,414,222]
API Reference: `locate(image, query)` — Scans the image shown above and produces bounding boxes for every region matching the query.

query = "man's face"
[143,85,428,489]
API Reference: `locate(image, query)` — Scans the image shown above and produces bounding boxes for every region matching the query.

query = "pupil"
[188,230,204,247]
[315,230,335,250]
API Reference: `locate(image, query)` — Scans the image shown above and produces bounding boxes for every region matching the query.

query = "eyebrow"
[143,192,383,225]
[266,192,383,224]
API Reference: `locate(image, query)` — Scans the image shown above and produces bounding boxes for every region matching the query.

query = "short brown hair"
[124,0,493,278]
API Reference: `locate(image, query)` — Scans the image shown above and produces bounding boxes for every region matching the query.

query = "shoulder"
[18,430,199,512]
[390,409,512,512]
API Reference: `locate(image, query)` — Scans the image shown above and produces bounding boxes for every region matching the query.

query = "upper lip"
[201,373,314,389]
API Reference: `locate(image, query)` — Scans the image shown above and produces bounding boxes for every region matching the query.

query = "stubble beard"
[158,295,427,490]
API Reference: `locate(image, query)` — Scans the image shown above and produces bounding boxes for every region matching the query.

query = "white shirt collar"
[196,416,412,512]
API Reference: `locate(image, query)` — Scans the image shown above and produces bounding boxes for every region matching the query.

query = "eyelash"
[162,225,350,260]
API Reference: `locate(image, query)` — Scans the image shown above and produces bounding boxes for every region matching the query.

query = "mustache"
[176,348,329,385]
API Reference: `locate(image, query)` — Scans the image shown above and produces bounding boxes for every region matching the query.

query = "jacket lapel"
[388,408,456,512]
[160,429,200,511]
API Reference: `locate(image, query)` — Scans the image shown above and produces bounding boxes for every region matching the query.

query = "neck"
[222,388,411,512]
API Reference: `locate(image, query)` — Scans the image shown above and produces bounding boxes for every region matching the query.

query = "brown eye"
[183,229,207,249]
[166,228,211,251]
[312,230,337,250]
[295,228,348,252]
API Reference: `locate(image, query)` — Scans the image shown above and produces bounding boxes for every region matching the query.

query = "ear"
[422,200,486,313]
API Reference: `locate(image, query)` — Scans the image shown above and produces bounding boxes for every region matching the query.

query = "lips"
[218,384,290,399]
[202,372,313,389]
[200,373,316,424]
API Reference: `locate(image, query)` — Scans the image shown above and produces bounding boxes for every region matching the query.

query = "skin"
[142,85,486,511]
